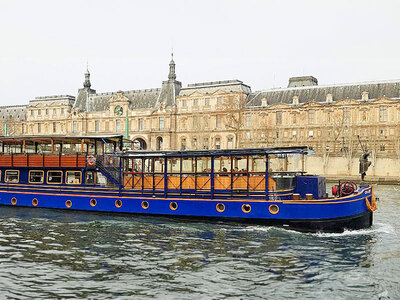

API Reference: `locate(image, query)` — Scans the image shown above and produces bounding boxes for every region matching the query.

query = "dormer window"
[379,106,387,122]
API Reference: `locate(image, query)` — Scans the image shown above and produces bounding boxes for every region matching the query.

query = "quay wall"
[305,155,400,183]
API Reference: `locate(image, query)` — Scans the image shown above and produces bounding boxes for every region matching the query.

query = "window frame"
[159,117,164,130]
[85,171,97,185]
[5,170,20,183]
[29,170,44,184]
[47,170,63,185]
[65,171,82,185]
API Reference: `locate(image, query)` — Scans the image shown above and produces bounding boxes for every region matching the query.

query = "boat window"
[29,170,44,183]
[182,157,195,173]
[232,156,247,175]
[132,158,143,172]
[196,157,211,174]
[85,171,96,185]
[269,154,288,172]
[143,158,153,173]
[249,155,266,173]
[214,156,231,175]
[66,171,82,184]
[154,158,164,173]
[47,171,63,184]
[97,172,107,185]
[124,158,133,172]
[167,158,180,173]
[5,170,19,183]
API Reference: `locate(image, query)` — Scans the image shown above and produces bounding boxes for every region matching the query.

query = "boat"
[0,135,377,232]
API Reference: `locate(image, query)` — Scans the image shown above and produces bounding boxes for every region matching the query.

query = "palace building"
[1,56,400,181]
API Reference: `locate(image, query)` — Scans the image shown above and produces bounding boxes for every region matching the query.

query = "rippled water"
[0,185,399,299]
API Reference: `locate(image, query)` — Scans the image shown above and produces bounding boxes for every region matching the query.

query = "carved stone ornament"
[110,91,129,103]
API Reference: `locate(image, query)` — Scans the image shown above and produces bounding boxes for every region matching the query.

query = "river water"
[0,185,399,299]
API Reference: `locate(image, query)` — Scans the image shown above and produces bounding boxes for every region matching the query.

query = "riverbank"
[325,175,400,185]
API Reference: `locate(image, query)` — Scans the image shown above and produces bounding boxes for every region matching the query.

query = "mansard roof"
[29,95,75,107]
[0,105,27,121]
[87,88,161,112]
[179,80,252,97]
[247,79,400,107]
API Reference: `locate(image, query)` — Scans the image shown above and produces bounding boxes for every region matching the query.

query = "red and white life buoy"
[87,155,96,166]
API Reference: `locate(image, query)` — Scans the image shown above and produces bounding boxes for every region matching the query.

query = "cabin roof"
[0,135,124,145]
[122,146,313,157]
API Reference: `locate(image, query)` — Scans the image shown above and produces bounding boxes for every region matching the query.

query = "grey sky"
[0,0,399,106]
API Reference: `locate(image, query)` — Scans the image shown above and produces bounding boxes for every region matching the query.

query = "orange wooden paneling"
[44,156,60,167]
[182,176,196,189]
[77,156,86,167]
[28,155,44,167]
[167,176,180,189]
[154,175,164,189]
[12,156,28,167]
[60,156,77,167]
[196,176,211,190]
[268,177,276,190]
[124,175,133,188]
[214,176,231,189]
[248,176,265,190]
[132,176,142,189]
[232,176,247,189]
[143,175,154,189]
[0,156,12,167]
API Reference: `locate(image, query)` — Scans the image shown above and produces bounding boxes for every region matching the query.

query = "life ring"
[339,181,357,196]
[365,195,377,212]
[87,155,96,166]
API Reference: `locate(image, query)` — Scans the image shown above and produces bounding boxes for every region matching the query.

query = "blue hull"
[0,185,374,232]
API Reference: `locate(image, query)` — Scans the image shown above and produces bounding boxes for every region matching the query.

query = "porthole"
[170,201,178,211]
[141,201,149,209]
[115,199,122,208]
[32,198,38,206]
[216,203,225,212]
[242,204,251,213]
[90,199,97,207]
[11,197,17,205]
[269,204,279,214]
[66,200,72,208]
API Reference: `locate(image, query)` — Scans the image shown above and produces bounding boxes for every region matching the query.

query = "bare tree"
[223,94,247,148]
[322,109,345,173]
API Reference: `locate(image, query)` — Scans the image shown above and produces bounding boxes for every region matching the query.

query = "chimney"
[326,94,333,103]
[362,91,369,101]
[288,76,318,87]
[261,98,267,107]
[292,96,299,105]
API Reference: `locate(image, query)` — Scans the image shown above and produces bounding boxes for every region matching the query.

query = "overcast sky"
[0,0,399,106]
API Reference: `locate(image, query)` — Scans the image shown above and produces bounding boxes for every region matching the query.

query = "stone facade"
[2,57,400,181]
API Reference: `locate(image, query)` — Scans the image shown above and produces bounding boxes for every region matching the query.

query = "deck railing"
[0,153,87,168]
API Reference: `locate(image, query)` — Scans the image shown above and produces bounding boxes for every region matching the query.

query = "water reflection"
[0,185,398,299]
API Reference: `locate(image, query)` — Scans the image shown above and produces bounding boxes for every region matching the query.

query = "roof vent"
[288,76,318,88]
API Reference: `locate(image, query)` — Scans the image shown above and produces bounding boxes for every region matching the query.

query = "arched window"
[133,138,147,150]
[156,137,163,150]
